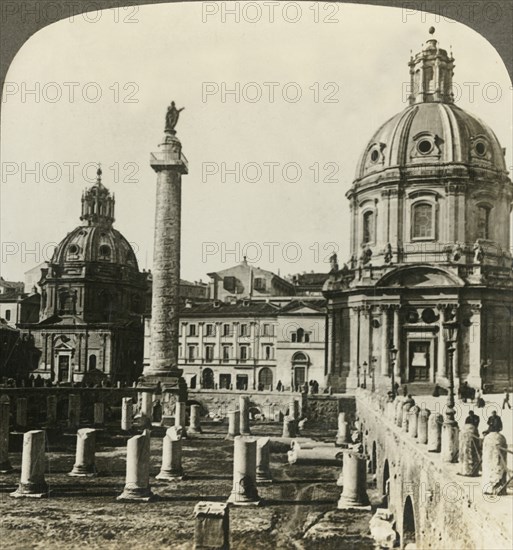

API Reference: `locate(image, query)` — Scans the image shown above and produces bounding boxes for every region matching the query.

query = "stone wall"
[355,390,512,550]
[0,387,148,425]
[0,387,349,428]
[188,389,354,428]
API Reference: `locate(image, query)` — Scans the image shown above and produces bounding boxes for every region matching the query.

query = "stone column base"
[69,464,97,477]
[227,491,261,506]
[156,468,185,481]
[337,495,371,510]
[10,482,49,498]
[117,486,155,502]
[256,470,272,484]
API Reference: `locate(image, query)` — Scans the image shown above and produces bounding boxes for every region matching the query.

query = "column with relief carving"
[143,102,188,396]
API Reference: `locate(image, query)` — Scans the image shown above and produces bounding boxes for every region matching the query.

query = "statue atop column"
[165,101,185,134]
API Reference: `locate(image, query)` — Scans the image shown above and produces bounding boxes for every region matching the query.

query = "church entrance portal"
[407,340,431,382]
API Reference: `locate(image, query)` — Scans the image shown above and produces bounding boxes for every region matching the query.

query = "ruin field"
[0,422,377,549]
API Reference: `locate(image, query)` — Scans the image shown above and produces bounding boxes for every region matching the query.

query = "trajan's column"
[143,102,188,397]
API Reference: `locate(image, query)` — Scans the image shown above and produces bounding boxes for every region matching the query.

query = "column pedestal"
[69,428,97,477]
[11,430,48,498]
[337,451,371,510]
[227,436,260,506]
[117,429,154,502]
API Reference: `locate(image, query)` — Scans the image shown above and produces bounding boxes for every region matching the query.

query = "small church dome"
[50,167,139,272]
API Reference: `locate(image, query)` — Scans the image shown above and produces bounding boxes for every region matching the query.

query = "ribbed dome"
[51,224,139,270]
[50,168,139,273]
[355,102,507,181]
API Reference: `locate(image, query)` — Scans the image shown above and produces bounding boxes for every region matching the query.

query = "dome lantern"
[80,164,115,227]
[408,27,455,105]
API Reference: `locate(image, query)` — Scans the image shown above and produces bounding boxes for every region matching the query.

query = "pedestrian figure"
[502,393,511,410]
[483,410,502,435]
[475,389,485,408]
[465,410,480,430]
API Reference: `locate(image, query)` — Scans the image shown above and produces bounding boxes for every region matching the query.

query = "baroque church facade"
[323,34,513,393]
[20,169,148,384]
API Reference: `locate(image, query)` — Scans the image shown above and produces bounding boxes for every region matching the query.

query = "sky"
[1,1,512,284]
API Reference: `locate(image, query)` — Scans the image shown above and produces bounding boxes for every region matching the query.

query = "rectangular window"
[240,346,248,361]
[222,346,230,361]
[263,323,270,337]
[188,346,196,361]
[223,276,236,292]
[223,323,231,337]
[189,324,197,337]
[240,323,248,337]
[254,277,266,291]
[219,373,231,389]
[206,324,214,336]
[205,345,214,362]
[5,309,11,321]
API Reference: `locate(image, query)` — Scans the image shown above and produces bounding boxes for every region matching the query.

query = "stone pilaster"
[392,306,401,382]
[215,322,222,361]
[380,305,389,376]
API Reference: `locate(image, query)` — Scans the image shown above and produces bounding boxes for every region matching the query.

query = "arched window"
[258,367,273,389]
[412,202,434,239]
[265,345,272,360]
[202,368,214,389]
[99,244,111,259]
[88,354,97,370]
[362,210,375,244]
[424,66,434,92]
[476,204,491,239]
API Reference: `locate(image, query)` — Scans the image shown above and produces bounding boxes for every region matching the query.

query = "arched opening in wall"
[258,367,273,390]
[201,368,214,389]
[88,354,97,370]
[402,496,416,548]
[382,459,390,507]
[371,441,377,475]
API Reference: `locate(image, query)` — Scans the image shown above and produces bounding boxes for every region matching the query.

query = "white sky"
[1,2,512,284]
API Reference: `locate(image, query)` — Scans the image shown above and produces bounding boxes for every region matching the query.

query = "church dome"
[355,102,508,181]
[51,225,139,270]
[50,167,139,272]
[354,34,508,183]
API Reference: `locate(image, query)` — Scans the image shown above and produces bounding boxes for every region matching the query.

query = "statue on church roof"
[473,240,485,264]
[165,101,185,133]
